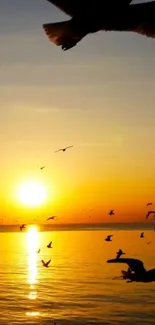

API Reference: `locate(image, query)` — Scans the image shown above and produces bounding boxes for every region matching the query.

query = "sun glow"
[17,180,47,207]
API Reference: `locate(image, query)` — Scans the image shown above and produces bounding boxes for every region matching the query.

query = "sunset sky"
[0,0,155,224]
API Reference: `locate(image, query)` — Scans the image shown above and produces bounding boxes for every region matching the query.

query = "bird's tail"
[43,20,81,46]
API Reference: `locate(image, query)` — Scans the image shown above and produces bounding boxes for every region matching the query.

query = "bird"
[116,249,125,259]
[20,224,26,231]
[105,235,113,242]
[37,249,41,253]
[146,210,155,219]
[107,257,155,283]
[47,241,52,248]
[54,146,73,153]
[140,232,144,238]
[146,202,152,206]
[42,1,155,51]
[47,216,56,221]
[147,242,151,245]
[109,210,115,216]
[40,166,45,170]
[42,259,51,267]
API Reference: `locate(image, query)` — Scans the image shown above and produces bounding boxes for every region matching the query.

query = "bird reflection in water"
[26,226,40,316]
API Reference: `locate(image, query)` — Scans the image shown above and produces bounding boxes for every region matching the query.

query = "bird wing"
[46,259,51,266]
[65,146,73,149]
[146,211,155,219]
[46,0,132,18]
[129,1,155,39]
[54,149,62,153]
[107,258,146,275]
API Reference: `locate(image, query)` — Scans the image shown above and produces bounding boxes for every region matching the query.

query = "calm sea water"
[0,225,155,325]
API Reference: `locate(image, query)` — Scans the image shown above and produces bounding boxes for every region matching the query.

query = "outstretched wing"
[46,259,51,266]
[129,1,155,39]
[46,0,133,18]
[146,211,155,219]
[107,258,146,275]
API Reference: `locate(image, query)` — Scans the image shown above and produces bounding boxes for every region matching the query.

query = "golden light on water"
[17,180,47,207]
[26,226,39,301]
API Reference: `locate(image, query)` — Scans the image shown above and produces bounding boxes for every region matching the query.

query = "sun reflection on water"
[26,226,40,315]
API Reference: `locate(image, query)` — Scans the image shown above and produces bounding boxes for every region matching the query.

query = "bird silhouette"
[20,224,26,231]
[37,249,41,254]
[109,210,115,216]
[54,146,73,153]
[146,210,155,219]
[116,249,125,259]
[42,1,155,51]
[140,232,144,238]
[47,241,52,248]
[40,166,45,170]
[107,257,155,283]
[105,235,113,242]
[42,259,51,268]
[146,202,152,206]
[47,216,56,221]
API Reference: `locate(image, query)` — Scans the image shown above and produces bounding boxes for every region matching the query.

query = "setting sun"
[17,181,47,207]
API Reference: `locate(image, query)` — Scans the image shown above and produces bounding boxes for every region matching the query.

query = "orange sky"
[0,1,155,224]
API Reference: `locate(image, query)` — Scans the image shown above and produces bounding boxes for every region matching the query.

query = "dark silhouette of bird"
[109,210,115,216]
[107,257,155,283]
[54,146,73,153]
[147,242,151,245]
[140,232,144,238]
[116,249,125,259]
[146,210,155,219]
[40,166,45,170]
[20,224,26,231]
[42,259,51,267]
[47,241,52,248]
[37,249,41,253]
[42,1,155,51]
[105,235,113,242]
[146,202,152,206]
[47,216,56,221]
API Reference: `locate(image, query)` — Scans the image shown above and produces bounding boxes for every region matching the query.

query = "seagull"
[40,166,45,170]
[146,210,155,219]
[105,235,113,242]
[20,224,26,231]
[109,210,115,216]
[107,257,155,283]
[43,1,155,51]
[140,232,144,238]
[116,249,125,259]
[42,259,51,268]
[54,146,73,153]
[47,216,56,221]
[47,241,52,248]
[146,202,152,206]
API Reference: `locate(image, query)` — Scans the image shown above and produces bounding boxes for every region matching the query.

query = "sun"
[17,180,47,207]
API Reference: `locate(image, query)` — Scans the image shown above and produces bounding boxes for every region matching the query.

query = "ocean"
[0,223,155,325]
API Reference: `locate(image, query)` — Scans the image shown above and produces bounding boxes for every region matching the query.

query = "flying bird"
[140,232,144,238]
[37,249,41,254]
[107,257,155,283]
[146,210,155,219]
[40,166,45,170]
[116,249,125,259]
[42,259,51,267]
[109,210,115,216]
[47,216,56,221]
[20,224,26,231]
[105,235,113,242]
[54,146,73,153]
[47,241,52,248]
[146,202,152,206]
[42,0,155,51]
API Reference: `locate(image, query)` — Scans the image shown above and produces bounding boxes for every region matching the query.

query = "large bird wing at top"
[46,0,133,17]
[129,1,155,38]
[107,258,146,275]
